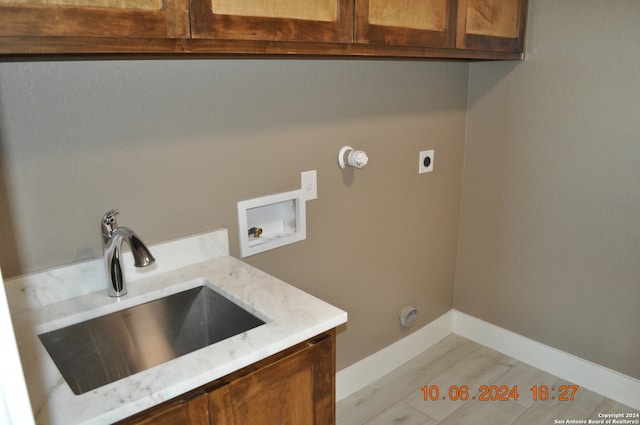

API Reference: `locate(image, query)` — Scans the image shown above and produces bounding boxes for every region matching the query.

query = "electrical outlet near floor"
[419,150,434,174]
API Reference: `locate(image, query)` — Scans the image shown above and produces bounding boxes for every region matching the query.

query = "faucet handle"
[101,209,120,236]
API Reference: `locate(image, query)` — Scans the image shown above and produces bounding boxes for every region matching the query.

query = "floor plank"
[363,402,436,425]
[403,345,517,421]
[511,380,604,425]
[336,335,478,425]
[337,335,639,425]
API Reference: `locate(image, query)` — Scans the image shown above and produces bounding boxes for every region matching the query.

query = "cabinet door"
[355,0,456,48]
[190,0,353,43]
[117,392,210,425]
[0,0,189,38]
[209,333,335,425]
[456,0,528,52]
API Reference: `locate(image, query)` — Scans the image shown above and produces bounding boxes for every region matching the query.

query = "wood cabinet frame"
[355,0,458,48]
[456,0,528,52]
[190,0,353,43]
[0,0,189,38]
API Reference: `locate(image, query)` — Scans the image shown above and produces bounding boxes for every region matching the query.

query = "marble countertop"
[5,229,347,425]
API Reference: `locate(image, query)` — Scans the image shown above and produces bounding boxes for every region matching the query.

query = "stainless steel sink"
[38,285,266,395]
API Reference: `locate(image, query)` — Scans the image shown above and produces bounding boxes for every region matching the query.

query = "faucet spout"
[101,209,155,297]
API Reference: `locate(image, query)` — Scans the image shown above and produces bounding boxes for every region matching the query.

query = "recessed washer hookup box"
[237,189,306,258]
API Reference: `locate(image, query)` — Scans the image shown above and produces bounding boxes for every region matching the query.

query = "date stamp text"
[420,384,579,402]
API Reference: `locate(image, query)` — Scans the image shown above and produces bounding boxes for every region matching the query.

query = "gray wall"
[4,0,637,381]
[455,0,640,379]
[0,59,469,370]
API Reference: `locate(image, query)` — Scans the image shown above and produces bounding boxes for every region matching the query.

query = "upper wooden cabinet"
[456,0,527,52]
[0,0,528,58]
[190,0,353,43]
[355,0,527,52]
[356,0,456,48]
[0,0,189,38]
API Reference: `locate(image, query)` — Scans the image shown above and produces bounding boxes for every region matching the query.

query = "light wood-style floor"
[337,335,639,425]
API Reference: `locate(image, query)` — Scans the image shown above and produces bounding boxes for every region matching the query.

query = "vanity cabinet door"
[456,0,528,53]
[119,392,210,425]
[116,330,336,425]
[355,0,457,48]
[189,0,353,43]
[208,332,335,425]
[0,0,189,38]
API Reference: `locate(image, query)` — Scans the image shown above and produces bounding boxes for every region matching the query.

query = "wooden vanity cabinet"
[0,0,189,39]
[123,394,210,425]
[118,330,336,425]
[189,0,353,43]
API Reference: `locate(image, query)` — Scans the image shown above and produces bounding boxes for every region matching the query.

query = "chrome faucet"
[101,209,155,297]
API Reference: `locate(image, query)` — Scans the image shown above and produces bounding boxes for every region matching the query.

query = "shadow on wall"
[466,61,521,109]
[0,89,23,277]
[0,60,467,158]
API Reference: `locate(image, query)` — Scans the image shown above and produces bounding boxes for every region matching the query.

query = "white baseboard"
[336,309,640,410]
[335,310,453,401]
[452,310,640,410]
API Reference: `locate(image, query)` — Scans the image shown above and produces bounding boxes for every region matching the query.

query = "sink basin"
[38,285,266,395]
